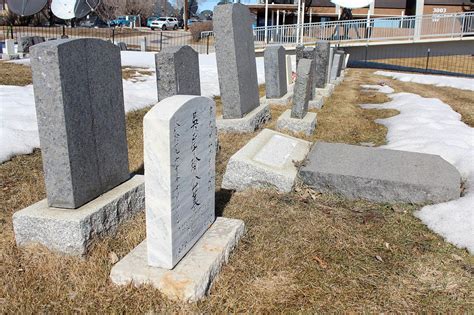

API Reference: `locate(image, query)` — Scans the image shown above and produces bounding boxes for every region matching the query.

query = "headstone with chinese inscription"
[144,95,216,269]
[110,95,245,302]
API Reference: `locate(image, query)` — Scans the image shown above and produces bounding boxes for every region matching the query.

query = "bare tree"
[97,0,155,21]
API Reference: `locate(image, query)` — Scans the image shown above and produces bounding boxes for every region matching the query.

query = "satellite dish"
[74,0,100,19]
[6,0,48,16]
[330,0,373,9]
[51,0,76,20]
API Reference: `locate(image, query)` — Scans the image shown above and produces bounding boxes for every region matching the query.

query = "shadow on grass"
[215,188,233,217]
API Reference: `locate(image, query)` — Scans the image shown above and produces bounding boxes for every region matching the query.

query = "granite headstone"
[291,58,313,119]
[155,45,201,101]
[264,45,287,99]
[30,38,129,209]
[214,3,260,119]
[144,95,217,269]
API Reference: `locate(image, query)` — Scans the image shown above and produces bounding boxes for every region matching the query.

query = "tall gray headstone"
[155,45,201,102]
[291,58,313,119]
[144,95,217,269]
[330,52,341,82]
[214,3,260,119]
[336,50,345,77]
[314,41,330,88]
[327,47,335,83]
[264,45,287,99]
[30,38,129,209]
[295,45,319,98]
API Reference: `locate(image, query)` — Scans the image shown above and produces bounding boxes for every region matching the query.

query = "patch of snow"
[0,51,265,163]
[362,90,474,254]
[361,84,395,94]
[375,71,474,92]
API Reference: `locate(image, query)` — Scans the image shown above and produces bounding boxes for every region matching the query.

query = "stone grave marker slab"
[291,58,313,119]
[299,142,462,204]
[222,128,312,192]
[214,3,260,119]
[30,38,129,209]
[111,95,245,301]
[144,95,216,269]
[155,45,201,102]
[314,41,330,89]
[264,45,287,99]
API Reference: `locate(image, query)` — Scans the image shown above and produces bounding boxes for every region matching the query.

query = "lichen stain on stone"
[159,272,192,299]
[202,242,224,253]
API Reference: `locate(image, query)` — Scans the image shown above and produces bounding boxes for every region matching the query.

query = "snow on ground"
[362,85,474,254]
[0,51,265,163]
[375,71,474,92]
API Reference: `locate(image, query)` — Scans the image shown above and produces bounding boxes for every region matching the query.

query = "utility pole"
[184,0,189,30]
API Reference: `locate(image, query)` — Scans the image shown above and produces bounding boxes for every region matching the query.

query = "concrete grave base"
[1,53,20,60]
[315,84,335,98]
[277,109,317,136]
[222,128,312,192]
[110,217,245,302]
[13,175,145,256]
[309,95,325,109]
[299,142,462,204]
[216,103,271,133]
[260,84,295,106]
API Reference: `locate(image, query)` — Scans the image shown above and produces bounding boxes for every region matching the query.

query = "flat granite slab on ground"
[222,128,312,192]
[299,142,461,204]
[110,217,245,302]
[13,175,145,256]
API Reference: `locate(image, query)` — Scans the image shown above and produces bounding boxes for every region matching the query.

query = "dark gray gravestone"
[18,36,45,53]
[295,45,319,98]
[30,38,129,209]
[336,50,345,77]
[117,42,128,51]
[155,45,201,102]
[264,45,287,99]
[291,58,313,119]
[314,41,330,88]
[214,3,260,119]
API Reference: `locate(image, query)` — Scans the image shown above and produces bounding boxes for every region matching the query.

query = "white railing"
[202,12,474,48]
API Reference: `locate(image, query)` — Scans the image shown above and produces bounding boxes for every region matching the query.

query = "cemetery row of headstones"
[11,3,351,302]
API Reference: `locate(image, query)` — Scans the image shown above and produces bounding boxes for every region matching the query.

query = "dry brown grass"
[376,55,474,76]
[0,62,153,85]
[0,61,32,86]
[1,69,473,313]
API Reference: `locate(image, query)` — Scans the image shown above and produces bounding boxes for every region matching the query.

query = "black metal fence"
[0,25,215,54]
[345,42,474,78]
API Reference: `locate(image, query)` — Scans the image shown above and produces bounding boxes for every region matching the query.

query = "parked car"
[187,18,201,26]
[147,16,159,28]
[110,16,131,27]
[78,16,109,28]
[150,17,179,30]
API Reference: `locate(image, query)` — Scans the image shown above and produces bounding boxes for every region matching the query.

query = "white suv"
[150,17,179,30]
